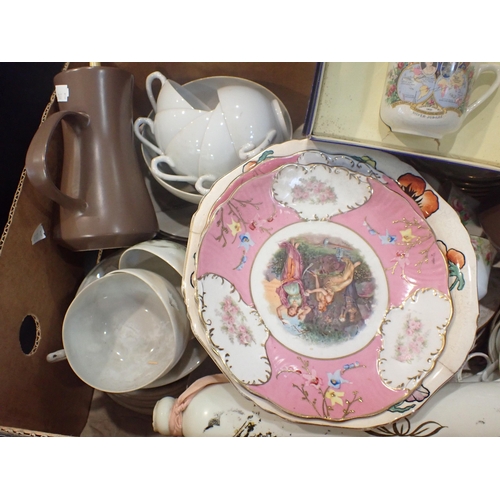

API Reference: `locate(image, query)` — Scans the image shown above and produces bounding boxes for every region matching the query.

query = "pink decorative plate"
[194,159,451,422]
[184,140,478,429]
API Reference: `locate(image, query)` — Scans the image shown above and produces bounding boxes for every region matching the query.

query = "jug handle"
[25,110,89,213]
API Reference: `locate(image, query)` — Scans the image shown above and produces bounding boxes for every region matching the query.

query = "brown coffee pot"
[25,64,159,251]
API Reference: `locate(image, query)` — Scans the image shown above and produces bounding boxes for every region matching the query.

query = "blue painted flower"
[238,232,254,252]
[379,230,397,245]
[327,369,351,389]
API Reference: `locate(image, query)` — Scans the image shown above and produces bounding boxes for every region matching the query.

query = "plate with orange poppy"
[184,139,477,429]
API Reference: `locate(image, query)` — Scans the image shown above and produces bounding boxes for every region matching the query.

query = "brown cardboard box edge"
[0,65,94,436]
[0,62,317,436]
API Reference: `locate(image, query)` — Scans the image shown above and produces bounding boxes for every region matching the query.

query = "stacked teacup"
[47,239,207,414]
[134,72,293,199]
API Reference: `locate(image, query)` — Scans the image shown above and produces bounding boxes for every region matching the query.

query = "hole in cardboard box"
[19,314,41,355]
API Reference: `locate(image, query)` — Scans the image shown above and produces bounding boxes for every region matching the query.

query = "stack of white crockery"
[134,72,293,200]
[47,239,207,415]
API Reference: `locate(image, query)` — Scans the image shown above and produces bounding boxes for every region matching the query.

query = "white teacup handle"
[146,71,168,113]
[47,349,67,363]
[238,129,277,160]
[271,99,290,139]
[133,117,163,156]
[150,156,215,195]
[466,63,500,115]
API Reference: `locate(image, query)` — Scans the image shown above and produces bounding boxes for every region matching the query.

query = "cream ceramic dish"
[183,139,478,429]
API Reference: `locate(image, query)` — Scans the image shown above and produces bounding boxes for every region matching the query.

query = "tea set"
[134,73,293,197]
[23,63,500,435]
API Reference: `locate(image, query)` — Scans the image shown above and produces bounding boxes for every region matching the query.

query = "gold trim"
[196,273,273,386]
[271,163,373,221]
[377,287,453,391]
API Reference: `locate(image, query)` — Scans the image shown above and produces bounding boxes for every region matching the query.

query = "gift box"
[304,62,500,172]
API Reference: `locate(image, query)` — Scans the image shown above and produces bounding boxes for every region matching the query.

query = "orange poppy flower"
[437,240,466,291]
[397,173,439,218]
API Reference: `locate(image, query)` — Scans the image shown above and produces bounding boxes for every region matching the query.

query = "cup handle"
[151,156,214,195]
[466,63,500,115]
[271,99,290,139]
[146,71,168,113]
[133,117,163,156]
[238,129,277,160]
[25,110,89,212]
[150,155,198,184]
[46,349,67,363]
[194,174,216,196]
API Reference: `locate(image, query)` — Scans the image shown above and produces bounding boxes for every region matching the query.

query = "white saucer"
[143,336,207,388]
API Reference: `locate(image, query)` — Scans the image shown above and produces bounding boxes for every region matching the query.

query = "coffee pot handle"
[25,110,89,213]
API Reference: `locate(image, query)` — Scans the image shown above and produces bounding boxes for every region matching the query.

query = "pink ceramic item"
[194,161,451,422]
[184,139,478,429]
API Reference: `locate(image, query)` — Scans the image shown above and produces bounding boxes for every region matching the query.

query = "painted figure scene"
[262,234,377,346]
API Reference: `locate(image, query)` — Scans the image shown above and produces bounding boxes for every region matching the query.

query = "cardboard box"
[3,62,497,437]
[0,62,318,436]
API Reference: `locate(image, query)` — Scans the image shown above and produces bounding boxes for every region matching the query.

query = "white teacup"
[217,85,282,159]
[470,235,497,301]
[198,102,241,177]
[146,71,210,113]
[150,112,218,196]
[48,268,190,393]
[150,154,215,196]
[118,239,208,389]
[134,109,210,156]
[380,62,500,139]
[118,239,186,292]
[183,76,293,141]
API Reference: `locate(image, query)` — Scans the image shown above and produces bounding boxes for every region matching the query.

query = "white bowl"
[198,102,241,179]
[119,239,186,292]
[139,118,203,205]
[217,85,284,159]
[163,113,211,178]
[184,76,293,141]
[155,108,211,153]
[147,72,210,113]
[62,268,190,393]
[141,140,202,205]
